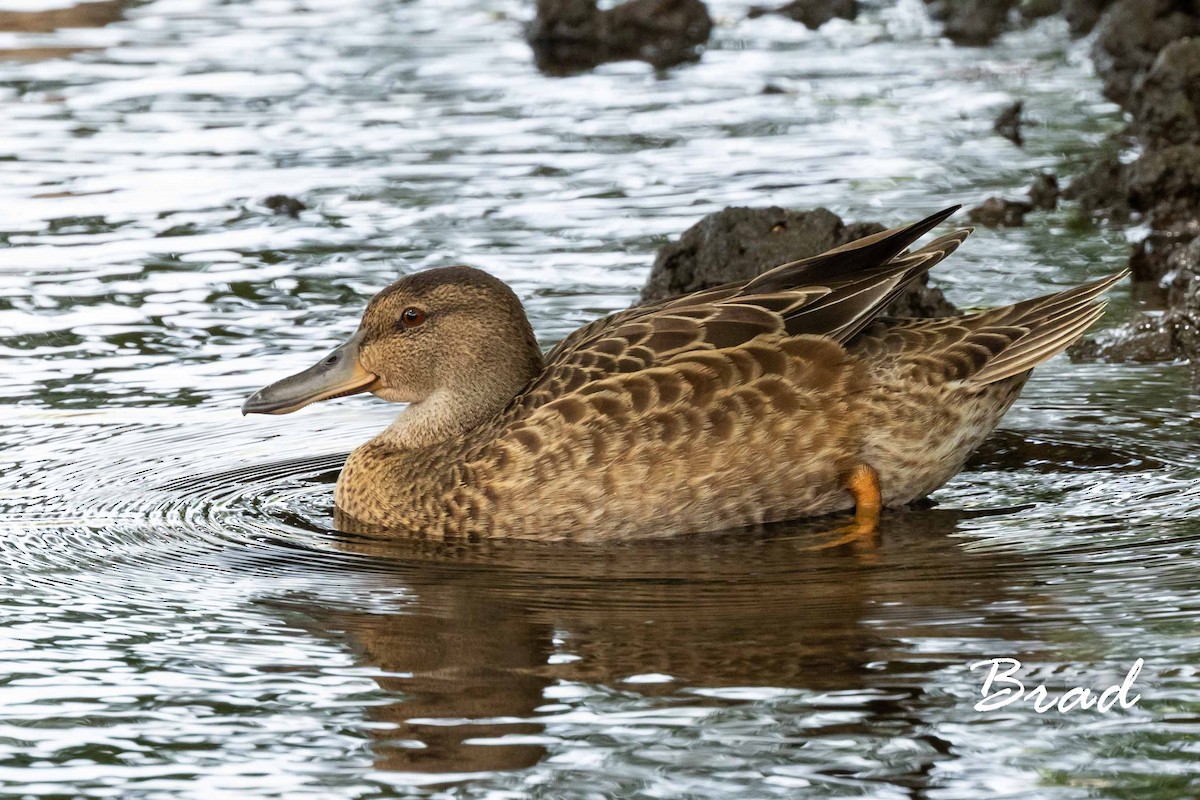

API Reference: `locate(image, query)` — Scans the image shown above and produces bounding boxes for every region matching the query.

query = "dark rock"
[1063,148,1131,221]
[528,0,712,75]
[641,207,877,301]
[1133,37,1200,147]
[748,0,857,29]
[968,197,1033,227]
[1020,0,1062,21]
[929,0,1020,46]
[1091,0,1200,109]
[761,83,787,95]
[1028,172,1060,210]
[1130,219,1200,286]
[1169,248,1200,355]
[1178,313,1200,361]
[263,194,306,218]
[606,0,712,67]
[922,0,950,21]
[885,273,960,319]
[528,0,601,73]
[1067,1,1200,365]
[994,100,1024,146]
[1166,236,1200,304]
[1062,0,1117,36]
[1069,314,1180,361]
[1074,238,1200,362]
[640,206,958,317]
[1125,144,1200,225]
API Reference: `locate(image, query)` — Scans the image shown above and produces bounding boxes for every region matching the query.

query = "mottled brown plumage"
[243,207,1125,541]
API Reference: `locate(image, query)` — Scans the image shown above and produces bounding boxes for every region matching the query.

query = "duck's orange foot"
[798,464,882,554]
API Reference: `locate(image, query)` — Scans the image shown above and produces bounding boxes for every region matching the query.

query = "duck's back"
[453,332,864,540]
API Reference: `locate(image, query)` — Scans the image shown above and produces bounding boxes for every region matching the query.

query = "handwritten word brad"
[969,658,1143,713]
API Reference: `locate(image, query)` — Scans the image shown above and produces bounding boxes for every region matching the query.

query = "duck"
[242,206,1125,541]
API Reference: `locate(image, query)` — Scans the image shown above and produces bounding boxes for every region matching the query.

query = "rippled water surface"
[2,0,1199,797]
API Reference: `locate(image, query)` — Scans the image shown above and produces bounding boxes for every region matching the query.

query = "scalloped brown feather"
[332,209,1125,540]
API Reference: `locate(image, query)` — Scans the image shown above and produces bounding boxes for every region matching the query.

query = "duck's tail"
[966,271,1128,386]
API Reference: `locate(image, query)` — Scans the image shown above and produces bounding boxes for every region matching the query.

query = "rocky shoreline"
[932,0,1200,368]
[1062,1,1200,365]
[525,1,1200,371]
[919,1,1200,367]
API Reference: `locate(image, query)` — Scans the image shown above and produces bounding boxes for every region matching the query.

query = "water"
[2,0,1199,797]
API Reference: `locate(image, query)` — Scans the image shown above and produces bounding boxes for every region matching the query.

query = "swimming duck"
[243,207,1124,541]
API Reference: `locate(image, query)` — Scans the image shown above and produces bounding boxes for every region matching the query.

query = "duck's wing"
[852,271,1127,386]
[542,205,963,365]
[512,208,967,418]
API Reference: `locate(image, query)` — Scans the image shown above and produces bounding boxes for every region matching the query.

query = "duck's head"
[242,266,544,440]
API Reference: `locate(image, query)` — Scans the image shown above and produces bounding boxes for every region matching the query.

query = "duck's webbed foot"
[798,464,882,555]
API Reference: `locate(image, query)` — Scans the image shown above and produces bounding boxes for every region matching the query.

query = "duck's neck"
[372,367,543,452]
[371,390,491,450]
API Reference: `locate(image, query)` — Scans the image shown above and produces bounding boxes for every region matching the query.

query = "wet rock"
[642,207,877,301]
[993,100,1024,146]
[885,273,961,319]
[1133,37,1200,147]
[1126,144,1200,224]
[1065,2,1200,364]
[1075,238,1200,362]
[1062,0,1116,36]
[528,0,712,75]
[263,194,306,218]
[1130,219,1200,286]
[922,0,950,21]
[605,0,713,67]
[1020,0,1061,21]
[528,0,601,70]
[748,0,857,29]
[640,206,957,317]
[1169,250,1200,355]
[926,0,1019,46]
[1166,236,1200,305]
[1091,0,1200,108]
[1061,140,1200,230]
[1028,172,1060,210]
[1062,148,1131,221]
[921,0,1115,43]
[1069,314,1181,361]
[968,197,1033,227]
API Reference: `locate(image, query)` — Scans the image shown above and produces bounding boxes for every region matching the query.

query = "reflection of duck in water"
[244,207,1124,540]
[276,511,1033,775]
[0,1,129,61]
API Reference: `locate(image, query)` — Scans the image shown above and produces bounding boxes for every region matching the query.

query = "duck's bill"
[241,332,378,415]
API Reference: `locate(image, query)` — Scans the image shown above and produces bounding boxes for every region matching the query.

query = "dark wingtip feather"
[742,205,963,294]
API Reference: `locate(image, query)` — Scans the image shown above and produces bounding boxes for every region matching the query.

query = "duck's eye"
[401,307,425,328]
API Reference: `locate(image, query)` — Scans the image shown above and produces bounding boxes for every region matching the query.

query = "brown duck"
[243,207,1124,541]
